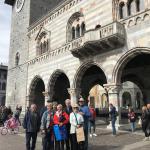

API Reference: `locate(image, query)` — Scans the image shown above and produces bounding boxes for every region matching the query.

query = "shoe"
[93,133,97,137]
[112,134,117,137]
[143,137,149,141]
[89,134,92,138]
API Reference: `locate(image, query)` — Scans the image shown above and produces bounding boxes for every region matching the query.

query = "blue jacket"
[79,105,91,130]
[40,110,54,130]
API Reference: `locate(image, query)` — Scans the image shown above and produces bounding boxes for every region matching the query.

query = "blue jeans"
[111,119,116,135]
[130,122,135,132]
[89,120,96,134]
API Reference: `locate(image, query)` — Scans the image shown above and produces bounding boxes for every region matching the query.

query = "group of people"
[0,105,22,128]
[127,104,150,141]
[23,98,98,150]
[0,105,13,125]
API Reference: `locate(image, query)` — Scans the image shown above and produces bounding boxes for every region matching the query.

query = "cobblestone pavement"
[0,128,150,150]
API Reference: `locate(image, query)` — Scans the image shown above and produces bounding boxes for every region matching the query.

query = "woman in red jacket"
[53,104,69,150]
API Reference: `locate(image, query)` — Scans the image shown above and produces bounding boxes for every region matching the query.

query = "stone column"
[42,90,50,106]
[26,95,30,108]
[104,84,122,130]
[68,88,81,105]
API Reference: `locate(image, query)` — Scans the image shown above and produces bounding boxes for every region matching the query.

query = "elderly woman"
[53,104,69,150]
[41,102,54,150]
[70,104,84,150]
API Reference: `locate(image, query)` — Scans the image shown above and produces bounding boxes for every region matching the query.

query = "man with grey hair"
[23,104,41,150]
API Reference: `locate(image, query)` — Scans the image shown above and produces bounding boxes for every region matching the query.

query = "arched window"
[67,12,85,41]
[119,2,126,19]
[122,92,132,108]
[128,0,136,16]
[81,22,86,36]
[72,27,75,39]
[95,24,101,29]
[136,0,140,12]
[43,41,47,53]
[40,43,43,54]
[37,31,49,56]
[2,82,6,91]
[76,24,80,38]
[15,52,20,66]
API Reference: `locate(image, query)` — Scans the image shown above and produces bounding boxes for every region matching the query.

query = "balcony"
[70,21,126,58]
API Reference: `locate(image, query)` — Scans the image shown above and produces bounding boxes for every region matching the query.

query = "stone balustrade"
[70,21,125,58]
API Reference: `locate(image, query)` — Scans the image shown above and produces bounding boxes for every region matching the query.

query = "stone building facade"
[0,64,7,106]
[5,0,150,124]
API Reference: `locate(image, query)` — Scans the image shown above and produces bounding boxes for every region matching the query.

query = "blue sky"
[0,0,11,64]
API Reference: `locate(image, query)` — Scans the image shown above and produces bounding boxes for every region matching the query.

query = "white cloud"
[0,0,12,64]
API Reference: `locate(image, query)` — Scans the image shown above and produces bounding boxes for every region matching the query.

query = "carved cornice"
[120,9,150,28]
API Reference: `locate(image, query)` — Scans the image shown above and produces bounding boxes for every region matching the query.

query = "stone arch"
[48,69,70,104]
[73,61,107,100]
[28,75,45,109]
[113,47,150,103]
[113,47,150,84]
[73,61,107,88]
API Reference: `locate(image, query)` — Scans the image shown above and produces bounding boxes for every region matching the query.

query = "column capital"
[42,90,51,104]
[68,88,81,95]
[68,88,81,105]
[104,83,122,94]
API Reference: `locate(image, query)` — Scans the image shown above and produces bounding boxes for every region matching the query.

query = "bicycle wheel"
[14,127,19,134]
[1,127,8,135]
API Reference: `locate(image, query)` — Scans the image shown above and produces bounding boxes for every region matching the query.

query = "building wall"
[0,65,7,106]
[6,0,150,111]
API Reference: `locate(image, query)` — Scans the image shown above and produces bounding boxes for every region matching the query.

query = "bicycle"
[1,120,19,135]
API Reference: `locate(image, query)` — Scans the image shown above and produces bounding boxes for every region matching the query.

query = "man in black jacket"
[64,99,72,150]
[23,104,41,150]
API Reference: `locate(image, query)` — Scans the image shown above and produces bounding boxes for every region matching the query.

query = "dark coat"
[23,110,41,133]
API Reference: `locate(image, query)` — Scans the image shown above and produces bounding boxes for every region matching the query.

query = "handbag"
[138,117,142,126]
[73,113,85,142]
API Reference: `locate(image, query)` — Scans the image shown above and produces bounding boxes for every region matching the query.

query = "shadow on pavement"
[89,145,120,150]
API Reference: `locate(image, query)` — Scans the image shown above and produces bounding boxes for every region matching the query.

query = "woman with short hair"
[53,104,69,150]
[70,104,84,150]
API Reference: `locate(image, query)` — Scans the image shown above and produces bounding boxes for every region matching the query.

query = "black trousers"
[71,134,84,150]
[42,130,54,150]
[26,132,37,150]
[55,140,64,150]
[65,131,72,150]
[142,122,150,137]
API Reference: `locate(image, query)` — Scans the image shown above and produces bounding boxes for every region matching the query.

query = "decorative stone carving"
[68,88,81,104]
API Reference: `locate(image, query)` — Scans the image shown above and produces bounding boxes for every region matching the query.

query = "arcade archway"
[48,70,70,105]
[74,63,107,105]
[29,76,45,110]
[114,48,150,105]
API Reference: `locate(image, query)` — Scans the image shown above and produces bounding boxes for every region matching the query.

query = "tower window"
[15,52,20,66]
